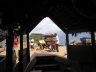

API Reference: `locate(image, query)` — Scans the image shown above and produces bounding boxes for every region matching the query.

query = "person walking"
[38,41,43,50]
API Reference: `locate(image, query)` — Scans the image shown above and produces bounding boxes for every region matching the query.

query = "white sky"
[29,17,63,35]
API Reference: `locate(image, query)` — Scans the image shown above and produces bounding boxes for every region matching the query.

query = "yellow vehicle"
[39,40,46,48]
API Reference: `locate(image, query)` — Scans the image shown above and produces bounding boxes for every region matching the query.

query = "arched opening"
[29,17,67,58]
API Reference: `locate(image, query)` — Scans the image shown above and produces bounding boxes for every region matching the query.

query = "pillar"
[90,30,96,64]
[19,29,23,72]
[66,32,69,59]
[91,30,95,48]
[5,4,15,72]
[6,27,14,72]
[27,33,30,62]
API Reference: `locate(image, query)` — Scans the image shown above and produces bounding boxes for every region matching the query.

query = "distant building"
[80,37,92,45]
[30,33,44,41]
[69,37,93,45]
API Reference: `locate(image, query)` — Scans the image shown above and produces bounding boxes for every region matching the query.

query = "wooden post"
[90,30,96,64]
[66,32,69,59]
[5,4,15,72]
[27,33,30,62]
[91,31,95,48]
[6,27,14,72]
[66,33,69,46]
[19,29,23,72]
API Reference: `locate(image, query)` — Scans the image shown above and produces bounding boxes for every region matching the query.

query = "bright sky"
[29,17,63,35]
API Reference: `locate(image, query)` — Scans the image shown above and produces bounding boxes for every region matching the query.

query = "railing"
[24,57,36,72]
[23,48,29,70]
[0,56,6,72]
[12,50,17,72]
[18,48,29,72]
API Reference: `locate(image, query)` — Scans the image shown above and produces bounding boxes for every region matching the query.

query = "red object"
[14,36,18,46]
[43,34,56,37]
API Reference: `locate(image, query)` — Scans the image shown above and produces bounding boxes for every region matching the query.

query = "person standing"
[55,33,59,52]
[30,39,34,51]
[14,35,18,48]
